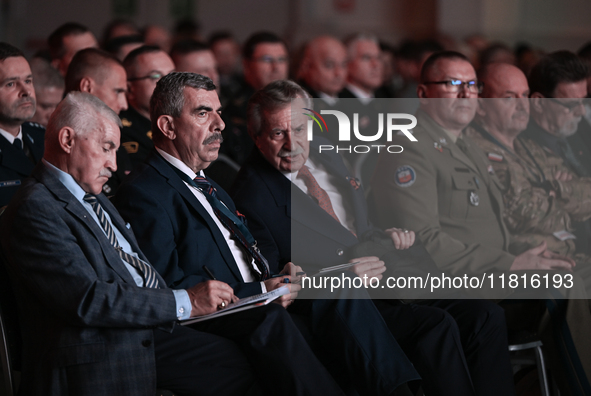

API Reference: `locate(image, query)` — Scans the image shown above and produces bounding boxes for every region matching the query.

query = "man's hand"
[350,256,386,286]
[385,227,415,249]
[186,280,238,317]
[510,241,576,271]
[264,275,300,308]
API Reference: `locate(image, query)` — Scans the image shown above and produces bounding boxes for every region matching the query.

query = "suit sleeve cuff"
[172,289,191,320]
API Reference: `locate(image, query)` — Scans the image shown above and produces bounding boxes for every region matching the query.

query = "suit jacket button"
[336,248,344,256]
[142,340,152,347]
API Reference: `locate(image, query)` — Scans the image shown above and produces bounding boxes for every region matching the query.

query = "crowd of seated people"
[2,18,591,396]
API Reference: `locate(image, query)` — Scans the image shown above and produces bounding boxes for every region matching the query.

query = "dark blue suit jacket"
[113,151,263,298]
[0,162,177,396]
[230,139,373,272]
[0,122,45,206]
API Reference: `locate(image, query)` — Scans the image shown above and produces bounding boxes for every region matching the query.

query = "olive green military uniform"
[467,123,591,258]
[371,110,514,275]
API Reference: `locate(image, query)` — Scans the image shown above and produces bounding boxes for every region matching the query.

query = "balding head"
[299,36,347,97]
[476,63,530,146]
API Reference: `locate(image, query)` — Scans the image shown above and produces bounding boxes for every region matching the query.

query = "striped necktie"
[83,194,159,288]
[192,176,270,280]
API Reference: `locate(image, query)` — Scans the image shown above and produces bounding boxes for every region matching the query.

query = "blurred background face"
[244,42,288,90]
[302,37,348,97]
[418,58,478,132]
[31,85,63,126]
[55,32,98,76]
[211,38,240,76]
[127,51,175,115]
[346,39,383,92]
[174,50,220,88]
[543,80,588,137]
[478,65,530,136]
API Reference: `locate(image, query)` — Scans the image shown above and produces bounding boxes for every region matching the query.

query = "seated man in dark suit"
[0,42,45,207]
[230,79,516,396]
[113,72,420,396]
[0,91,343,396]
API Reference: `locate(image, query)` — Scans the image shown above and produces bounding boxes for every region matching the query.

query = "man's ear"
[157,115,176,140]
[79,77,93,94]
[530,93,544,112]
[58,127,76,154]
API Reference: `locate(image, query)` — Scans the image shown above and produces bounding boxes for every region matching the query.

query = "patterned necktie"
[192,176,270,281]
[83,194,159,288]
[297,165,341,223]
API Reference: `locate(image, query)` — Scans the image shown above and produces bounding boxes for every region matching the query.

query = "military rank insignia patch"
[487,152,503,162]
[395,165,416,187]
[121,118,132,127]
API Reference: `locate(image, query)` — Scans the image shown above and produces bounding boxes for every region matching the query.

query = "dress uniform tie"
[12,139,22,150]
[192,176,271,281]
[297,165,341,223]
[83,194,159,288]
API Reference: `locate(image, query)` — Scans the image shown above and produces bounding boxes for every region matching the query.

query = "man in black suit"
[231,79,517,396]
[113,72,421,396]
[1,90,350,395]
[0,42,45,207]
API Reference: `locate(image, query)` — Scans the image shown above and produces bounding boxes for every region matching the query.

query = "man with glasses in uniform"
[120,46,175,169]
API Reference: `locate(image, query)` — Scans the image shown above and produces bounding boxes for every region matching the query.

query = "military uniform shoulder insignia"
[147,130,152,140]
[23,121,45,130]
[395,165,416,187]
[487,152,503,162]
[122,141,139,154]
[121,118,132,127]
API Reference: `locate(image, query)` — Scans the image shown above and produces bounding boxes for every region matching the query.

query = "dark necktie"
[192,176,270,281]
[297,165,341,224]
[83,194,160,288]
[12,139,22,150]
[558,139,590,177]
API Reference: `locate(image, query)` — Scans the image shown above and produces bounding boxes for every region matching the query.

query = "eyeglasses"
[253,56,288,65]
[547,97,587,113]
[127,72,163,82]
[423,79,483,94]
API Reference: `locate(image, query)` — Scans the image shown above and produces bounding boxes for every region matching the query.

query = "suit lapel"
[148,153,244,281]
[34,164,138,284]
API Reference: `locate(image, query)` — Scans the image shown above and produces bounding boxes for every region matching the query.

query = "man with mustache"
[64,48,132,195]
[0,42,44,207]
[113,72,422,396]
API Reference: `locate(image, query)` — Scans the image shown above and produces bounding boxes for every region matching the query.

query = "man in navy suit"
[0,91,346,396]
[230,80,516,396]
[0,42,45,207]
[113,72,421,396]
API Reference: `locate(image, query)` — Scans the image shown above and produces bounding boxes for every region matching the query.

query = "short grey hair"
[247,80,312,139]
[343,33,379,59]
[45,92,122,149]
[150,72,216,142]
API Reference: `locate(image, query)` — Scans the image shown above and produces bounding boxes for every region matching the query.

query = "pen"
[271,271,307,278]
[203,266,217,280]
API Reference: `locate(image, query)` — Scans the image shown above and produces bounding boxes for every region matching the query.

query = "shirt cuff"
[260,281,267,293]
[172,289,191,320]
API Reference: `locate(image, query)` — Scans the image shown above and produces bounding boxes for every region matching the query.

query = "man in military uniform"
[468,62,591,396]
[0,43,45,207]
[65,48,131,196]
[30,57,64,127]
[121,46,175,169]
[371,51,574,275]
[468,63,591,258]
[222,32,289,167]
